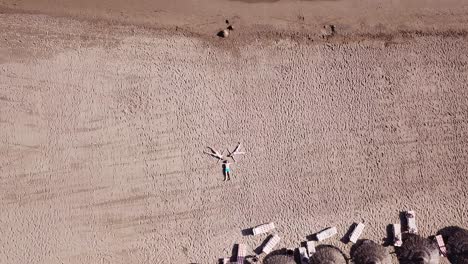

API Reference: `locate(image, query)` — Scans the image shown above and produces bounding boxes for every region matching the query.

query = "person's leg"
[227,171,231,181]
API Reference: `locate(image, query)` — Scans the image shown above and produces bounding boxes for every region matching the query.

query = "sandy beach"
[1,1,468,263]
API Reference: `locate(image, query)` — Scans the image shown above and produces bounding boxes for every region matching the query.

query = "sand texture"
[1,2,468,263]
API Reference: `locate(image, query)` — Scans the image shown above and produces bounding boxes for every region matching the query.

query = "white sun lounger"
[393,223,403,247]
[349,223,365,243]
[306,241,316,255]
[236,244,247,264]
[405,210,418,233]
[435,235,447,256]
[262,234,281,254]
[252,222,275,236]
[316,227,337,241]
[299,247,309,264]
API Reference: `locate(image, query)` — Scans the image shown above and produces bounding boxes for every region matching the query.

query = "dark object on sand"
[397,234,439,264]
[217,20,234,38]
[246,255,259,263]
[351,239,391,264]
[217,29,230,38]
[321,24,336,38]
[309,245,347,264]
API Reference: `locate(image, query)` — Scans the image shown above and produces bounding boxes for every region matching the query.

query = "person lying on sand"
[222,160,231,181]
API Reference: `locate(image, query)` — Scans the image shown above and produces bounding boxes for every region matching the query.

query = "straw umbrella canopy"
[453,255,468,264]
[445,227,468,264]
[263,254,296,264]
[309,246,347,264]
[397,234,440,264]
[351,240,391,264]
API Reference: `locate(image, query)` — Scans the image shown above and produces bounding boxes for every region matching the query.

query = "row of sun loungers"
[296,223,364,261]
[252,222,280,255]
[221,222,279,263]
[252,222,281,256]
[221,211,419,262]
[295,227,337,263]
[392,210,419,247]
[221,244,247,264]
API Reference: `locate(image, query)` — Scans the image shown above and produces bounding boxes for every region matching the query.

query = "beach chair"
[316,227,337,241]
[393,224,403,247]
[262,234,281,254]
[435,235,447,257]
[252,222,275,236]
[236,244,247,264]
[405,210,418,233]
[306,241,316,255]
[349,223,365,243]
[299,247,309,264]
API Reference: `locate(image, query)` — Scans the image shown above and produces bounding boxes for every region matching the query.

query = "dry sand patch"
[1,13,467,263]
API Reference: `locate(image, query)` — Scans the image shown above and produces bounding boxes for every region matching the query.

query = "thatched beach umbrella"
[263,254,296,264]
[445,227,468,264]
[397,234,439,264]
[351,240,391,264]
[309,246,347,264]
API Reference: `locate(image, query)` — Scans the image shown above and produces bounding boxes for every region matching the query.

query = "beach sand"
[1,1,467,263]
